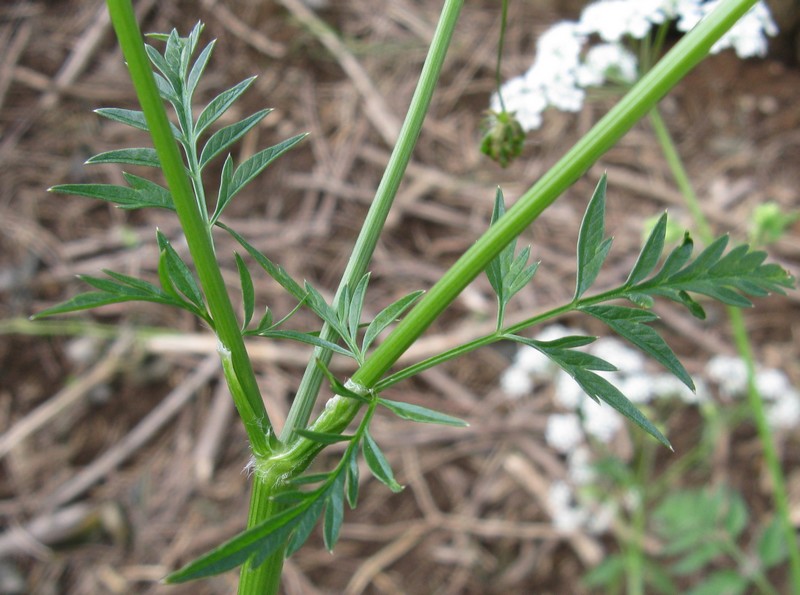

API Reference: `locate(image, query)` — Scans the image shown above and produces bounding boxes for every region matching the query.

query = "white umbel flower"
[706,354,748,397]
[546,413,585,453]
[582,400,623,443]
[766,390,800,430]
[578,0,670,42]
[500,365,533,398]
[548,480,588,532]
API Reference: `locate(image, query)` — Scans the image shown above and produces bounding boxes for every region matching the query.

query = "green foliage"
[42,11,798,591]
[485,187,539,329]
[749,202,800,247]
[485,175,793,448]
[165,357,466,583]
[584,484,788,595]
[575,175,614,300]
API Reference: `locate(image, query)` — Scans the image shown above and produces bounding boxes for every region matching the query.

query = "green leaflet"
[156,231,206,310]
[256,329,354,359]
[199,109,272,169]
[195,76,257,138]
[575,174,613,299]
[507,334,671,448]
[86,147,161,168]
[363,430,404,492]
[378,397,468,427]
[323,472,345,551]
[625,211,667,286]
[220,223,307,302]
[235,252,255,331]
[165,495,324,583]
[362,289,425,353]
[485,187,539,328]
[49,174,175,211]
[581,304,694,390]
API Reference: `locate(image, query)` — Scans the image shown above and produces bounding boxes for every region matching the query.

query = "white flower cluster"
[492,0,777,132]
[705,354,800,430]
[501,324,798,533]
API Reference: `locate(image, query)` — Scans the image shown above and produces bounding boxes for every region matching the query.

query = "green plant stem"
[649,106,800,592]
[281,0,465,441]
[245,1,465,591]
[264,0,764,483]
[105,0,271,456]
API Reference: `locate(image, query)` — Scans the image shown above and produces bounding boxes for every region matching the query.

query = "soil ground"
[1,1,799,593]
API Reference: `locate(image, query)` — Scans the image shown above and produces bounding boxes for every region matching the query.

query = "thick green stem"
[265,0,764,483]
[649,106,800,591]
[104,2,271,451]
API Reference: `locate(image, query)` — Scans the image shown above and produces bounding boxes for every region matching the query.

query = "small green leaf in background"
[362,431,403,493]
[749,202,800,247]
[686,570,747,595]
[575,174,613,299]
[757,515,788,569]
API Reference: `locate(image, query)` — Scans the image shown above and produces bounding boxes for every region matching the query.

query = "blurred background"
[1,1,798,593]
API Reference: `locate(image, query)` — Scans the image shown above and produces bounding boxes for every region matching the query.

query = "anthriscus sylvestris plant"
[35,0,794,592]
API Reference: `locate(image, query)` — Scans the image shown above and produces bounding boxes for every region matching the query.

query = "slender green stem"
[376,301,577,390]
[649,105,800,591]
[494,0,510,113]
[648,109,713,241]
[104,0,271,455]
[244,1,465,591]
[281,0,466,442]
[262,0,764,481]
